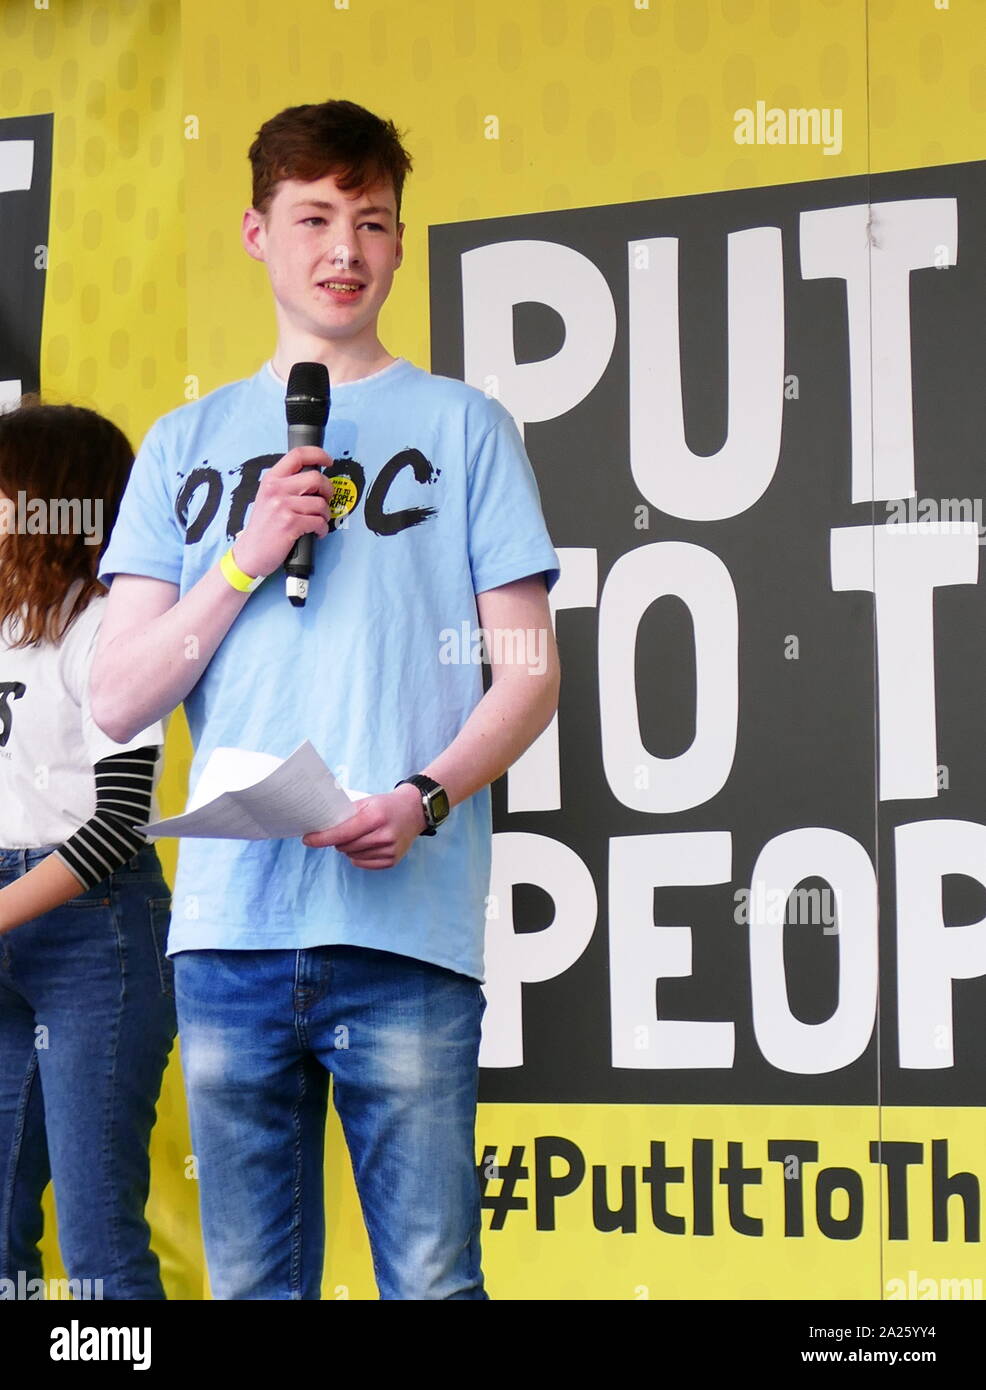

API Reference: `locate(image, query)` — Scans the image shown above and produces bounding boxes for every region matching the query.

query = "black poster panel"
[430,161,986,1109]
[0,112,52,400]
[873,164,986,1108]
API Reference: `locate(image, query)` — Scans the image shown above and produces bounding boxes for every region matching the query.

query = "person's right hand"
[231,447,337,579]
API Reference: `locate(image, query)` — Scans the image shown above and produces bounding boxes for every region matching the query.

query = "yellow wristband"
[220,545,264,593]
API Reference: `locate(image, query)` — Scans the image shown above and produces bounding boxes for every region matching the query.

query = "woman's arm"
[0,853,92,934]
[0,746,160,934]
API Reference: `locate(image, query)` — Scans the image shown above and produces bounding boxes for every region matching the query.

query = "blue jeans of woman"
[174,943,488,1300]
[0,844,177,1299]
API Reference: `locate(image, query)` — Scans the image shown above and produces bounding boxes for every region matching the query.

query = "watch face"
[429,788,450,823]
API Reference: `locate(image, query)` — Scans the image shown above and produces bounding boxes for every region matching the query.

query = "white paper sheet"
[139,740,368,841]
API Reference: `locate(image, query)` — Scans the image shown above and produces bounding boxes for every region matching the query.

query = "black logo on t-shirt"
[174,450,440,545]
[0,682,26,747]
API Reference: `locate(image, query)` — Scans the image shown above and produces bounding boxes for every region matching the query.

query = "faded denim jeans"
[0,844,177,1299]
[174,943,488,1300]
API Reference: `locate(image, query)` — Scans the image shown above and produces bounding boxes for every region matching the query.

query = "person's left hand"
[302,784,427,869]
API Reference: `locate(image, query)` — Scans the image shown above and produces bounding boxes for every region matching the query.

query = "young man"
[90,99,560,1301]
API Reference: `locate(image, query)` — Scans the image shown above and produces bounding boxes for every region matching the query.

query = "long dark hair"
[0,397,134,647]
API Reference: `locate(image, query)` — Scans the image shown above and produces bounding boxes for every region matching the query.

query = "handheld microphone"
[283,361,331,607]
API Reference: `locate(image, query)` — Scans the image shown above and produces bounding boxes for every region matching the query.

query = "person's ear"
[394,222,405,270]
[241,207,267,263]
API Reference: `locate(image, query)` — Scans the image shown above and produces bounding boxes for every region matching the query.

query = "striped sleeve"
[55,746,159,890]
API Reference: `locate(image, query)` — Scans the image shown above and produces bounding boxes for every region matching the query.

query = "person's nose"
[330,230,362,272]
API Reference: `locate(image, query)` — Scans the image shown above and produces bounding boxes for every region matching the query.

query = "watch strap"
[395,774,449,835]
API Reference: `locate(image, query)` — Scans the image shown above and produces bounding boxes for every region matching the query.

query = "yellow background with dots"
[2,0,984,1298]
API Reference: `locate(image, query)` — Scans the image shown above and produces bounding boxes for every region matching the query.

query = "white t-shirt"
[0,587,165,849]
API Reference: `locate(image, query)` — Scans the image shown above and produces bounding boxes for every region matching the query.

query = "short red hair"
[248,99,414,222]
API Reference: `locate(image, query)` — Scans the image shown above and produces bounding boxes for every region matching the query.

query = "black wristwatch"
[395,774,450,836]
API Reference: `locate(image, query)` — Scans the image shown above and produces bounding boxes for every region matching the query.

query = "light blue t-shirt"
[98,357,559,982]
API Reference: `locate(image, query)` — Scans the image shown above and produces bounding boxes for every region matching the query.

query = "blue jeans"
[0,844,177,1299]
[174,944,488,1300]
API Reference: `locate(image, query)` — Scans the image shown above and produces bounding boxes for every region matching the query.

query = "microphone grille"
[285,361,330,425]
